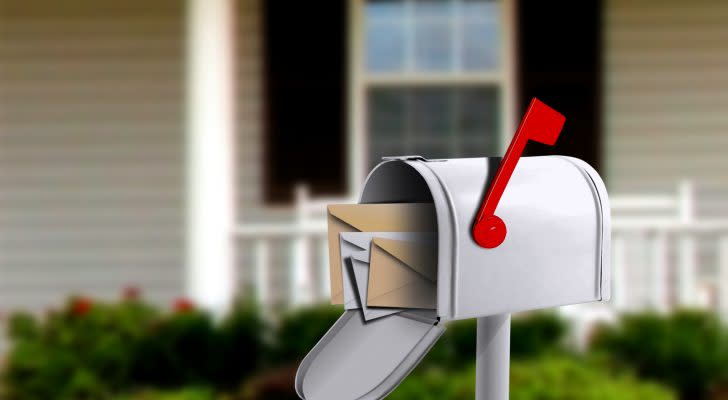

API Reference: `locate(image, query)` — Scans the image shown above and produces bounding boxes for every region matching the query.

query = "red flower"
[123,286,141,300]
[71,297,93,316]
[173,298,195,313]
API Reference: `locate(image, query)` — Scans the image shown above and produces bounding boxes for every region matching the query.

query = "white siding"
[0,1,185,311]
[605,0,728,216]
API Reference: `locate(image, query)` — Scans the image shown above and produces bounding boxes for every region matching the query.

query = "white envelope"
[339,232,436,310]
[349,251,402,321]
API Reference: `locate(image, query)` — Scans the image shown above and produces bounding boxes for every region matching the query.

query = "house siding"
[0,0,185,311]
[605,0,728,216]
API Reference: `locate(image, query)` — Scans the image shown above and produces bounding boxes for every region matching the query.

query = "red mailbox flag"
[472,98,565,249]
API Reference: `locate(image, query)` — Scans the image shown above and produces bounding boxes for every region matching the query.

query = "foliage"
[3,296,713,400]
[112,387,215,400]
[4,296,158,400]
[269,304,342,364]
[3,293,267,400]
[236,364,300,400]
[590,309,728,400]
[388,356,676,400]
[422,311,568,370]
[510,311,568,358]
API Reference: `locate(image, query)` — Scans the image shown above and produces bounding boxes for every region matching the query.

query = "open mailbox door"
[295,311,444,400]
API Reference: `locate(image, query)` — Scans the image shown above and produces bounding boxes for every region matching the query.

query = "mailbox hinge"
[382,155,428,162]
[382,155,447,163]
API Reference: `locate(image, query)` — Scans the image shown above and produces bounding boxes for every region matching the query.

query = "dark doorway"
[517,0,603,171]
[262,1,348,203]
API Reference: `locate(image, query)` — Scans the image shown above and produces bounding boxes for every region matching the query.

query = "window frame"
[347,0,517,195]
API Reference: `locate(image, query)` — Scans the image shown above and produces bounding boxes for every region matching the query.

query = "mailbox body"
[360,156,610,321]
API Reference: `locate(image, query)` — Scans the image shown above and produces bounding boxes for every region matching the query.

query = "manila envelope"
[349,251,402,321]
[340,231,435,311]
[367,237,437,309]
[327,203,436,304]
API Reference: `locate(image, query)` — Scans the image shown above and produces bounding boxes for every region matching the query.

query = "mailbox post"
[477,314,511,400]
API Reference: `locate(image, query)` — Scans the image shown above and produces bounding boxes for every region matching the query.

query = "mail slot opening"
[360,160,434,204]
[359,159,453,317]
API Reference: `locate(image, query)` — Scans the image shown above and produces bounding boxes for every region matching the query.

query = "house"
[1,0,728,318]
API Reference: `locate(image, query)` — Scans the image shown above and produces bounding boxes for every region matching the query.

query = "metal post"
[476,314,511,400]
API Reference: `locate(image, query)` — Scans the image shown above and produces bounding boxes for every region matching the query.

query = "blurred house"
[0,0,727,321]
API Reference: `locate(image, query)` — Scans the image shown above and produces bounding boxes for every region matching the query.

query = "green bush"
[421,311,568,370]
[112,387,215,400]
[510,356,675,400]
[270,304,342,364]
[3,294,267,399]
[4,296,159,400]
[389,356,675,400]
[511,311,568,358]
[590,310,728,400]
[132,310,218,388]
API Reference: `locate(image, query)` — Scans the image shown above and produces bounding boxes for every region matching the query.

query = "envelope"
[327,203,436,304]
[339,231,436,310]
[348,251,402,321]
[367,237,437,309]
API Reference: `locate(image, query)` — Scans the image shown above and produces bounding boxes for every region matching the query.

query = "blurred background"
[1,0,728,399]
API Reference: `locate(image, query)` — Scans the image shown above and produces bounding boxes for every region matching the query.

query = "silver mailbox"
[296,155,610,400]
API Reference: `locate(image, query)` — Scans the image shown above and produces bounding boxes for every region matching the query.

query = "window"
[358,0,511,169]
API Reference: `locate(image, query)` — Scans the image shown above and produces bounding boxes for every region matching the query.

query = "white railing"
[235,181,728,319]
[235,185,353,307]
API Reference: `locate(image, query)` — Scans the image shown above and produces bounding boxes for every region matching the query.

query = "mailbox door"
[295,310,444,400]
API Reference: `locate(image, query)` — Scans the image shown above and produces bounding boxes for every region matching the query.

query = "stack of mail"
[327,204,438,320]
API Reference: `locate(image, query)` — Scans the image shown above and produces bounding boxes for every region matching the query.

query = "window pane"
[368,86,499,167]
[462,18,500,70]
[367,21,406,72]
[412,140,453,159]
[370,139,406,166]
[367,0,405,20]
[369,89,407,138]
[414,20,453,71]
[411,88,454,137]
[457,87,498,136]
[413,0,454,19]
[459,137,495,157]
[461,0,497,18]
[366,0,500,73]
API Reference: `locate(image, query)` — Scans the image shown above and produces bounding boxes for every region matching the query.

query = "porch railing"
[234,181,728,318]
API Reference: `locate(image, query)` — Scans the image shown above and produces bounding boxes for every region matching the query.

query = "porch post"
[185,0,237,314]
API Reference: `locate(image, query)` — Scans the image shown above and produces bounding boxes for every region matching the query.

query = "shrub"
[510,356,675,400]
[421,311,568,370]
[388,356,675,400]
[235,364,300,400]
[510,311,568,358]
[270,304,342,364]
[209,299,268,390]
[3,294,267,399]
[131,309,218,388]
[131,297,267,390]
[590,310,728,400]
[3,296,158,400]
[112,387,215,400]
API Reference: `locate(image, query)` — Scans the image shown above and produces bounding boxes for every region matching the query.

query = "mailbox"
[296,99,611,400]
[295,155,610,400]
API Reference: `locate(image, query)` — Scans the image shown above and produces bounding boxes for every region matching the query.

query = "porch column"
[185,0,237,314]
